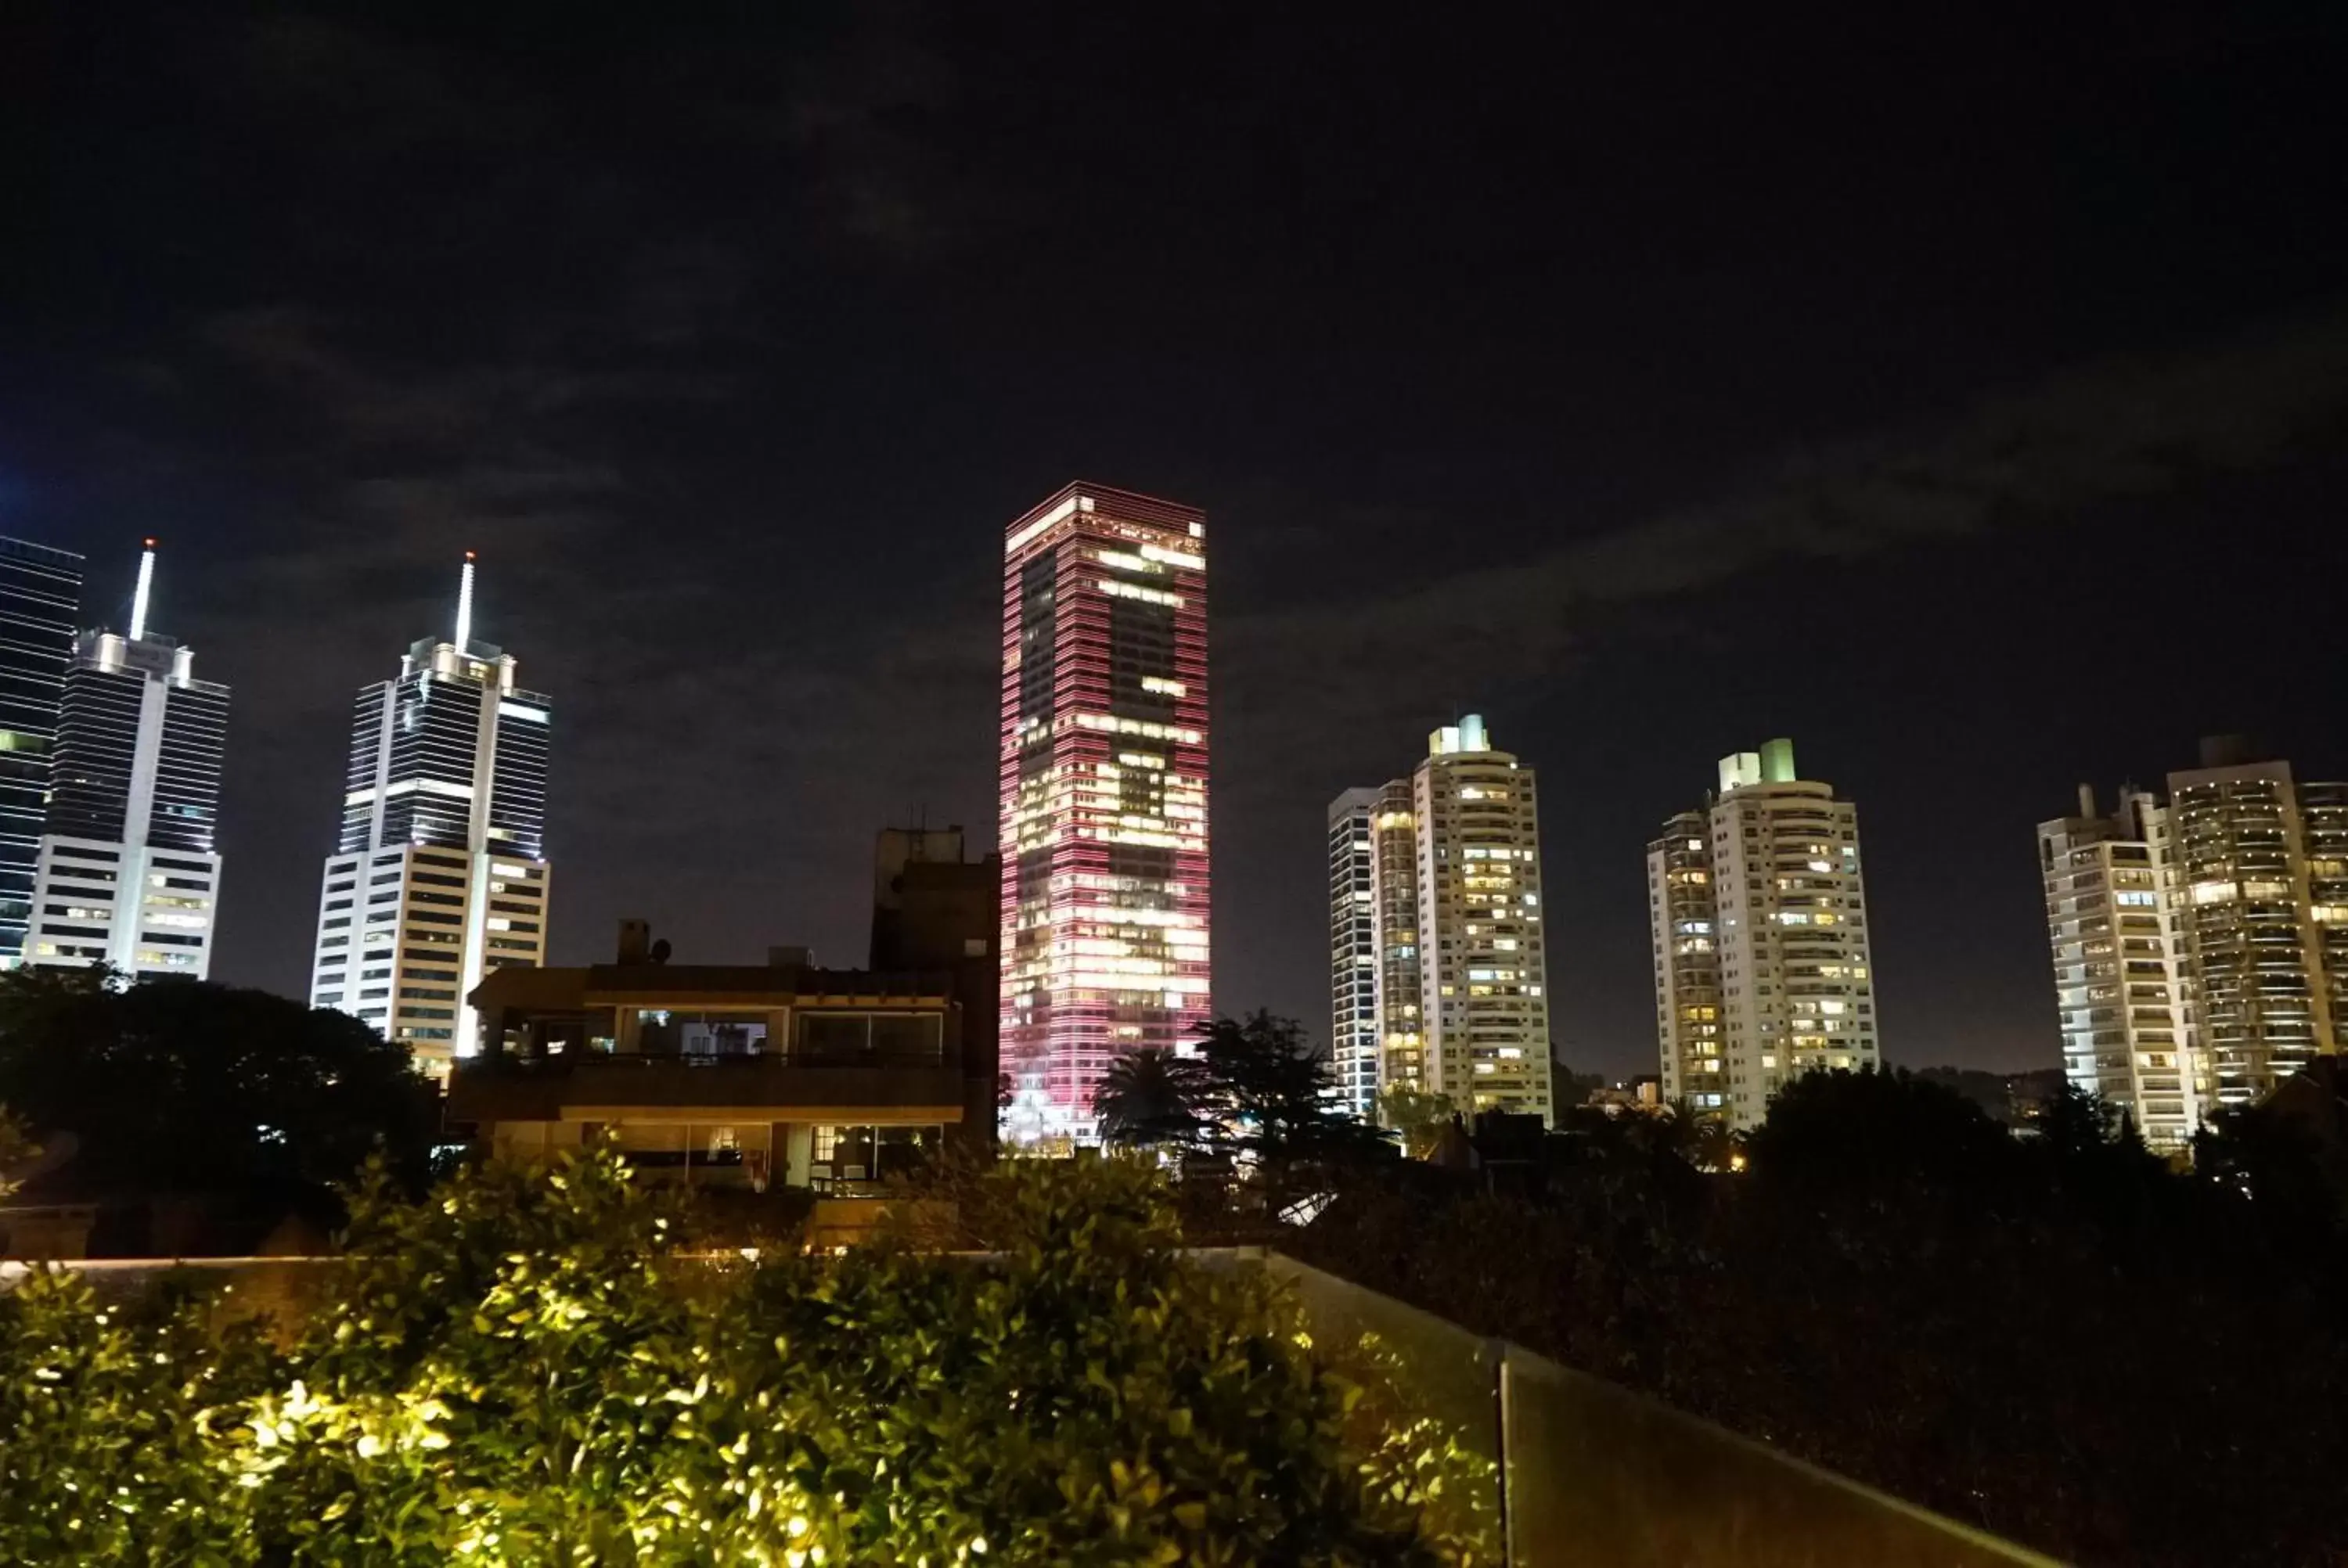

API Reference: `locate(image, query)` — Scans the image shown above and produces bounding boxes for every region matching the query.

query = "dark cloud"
[225,13,544,150]
[1219,303,2348,787]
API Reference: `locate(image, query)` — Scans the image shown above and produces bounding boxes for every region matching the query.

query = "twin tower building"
[0,536,546,1080]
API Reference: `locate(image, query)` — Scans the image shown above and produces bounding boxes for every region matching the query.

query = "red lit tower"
[998,482,1210,1145]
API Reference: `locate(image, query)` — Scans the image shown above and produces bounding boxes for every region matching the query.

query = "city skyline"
[0,517,2335,1092]
[4,8,2343,1079]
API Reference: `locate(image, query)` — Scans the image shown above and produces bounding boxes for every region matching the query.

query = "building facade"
[27,543,229,978]
[452,940,971,1252]
[0,537,86,967]
[1370,778,1425,1102]
[2037,785,2199,1149]
[998,483,1210,1146]
[2166,739,2346,1109]
[1648,739,1878,1129]
[1331,716,1553,1127]
[870,824,1003,1153]
[1414,717,1554,1121]
[308,556,551,1076]
[1327,788,1382,1119]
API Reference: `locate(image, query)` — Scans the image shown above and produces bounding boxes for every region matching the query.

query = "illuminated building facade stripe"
[999,482,1210,1145]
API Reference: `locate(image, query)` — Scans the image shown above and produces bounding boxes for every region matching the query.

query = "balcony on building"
[448,933,974,1208]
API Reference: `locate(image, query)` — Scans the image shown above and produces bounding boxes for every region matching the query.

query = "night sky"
[5,4,2345,1077]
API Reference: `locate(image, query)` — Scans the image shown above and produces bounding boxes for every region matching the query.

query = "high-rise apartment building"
[1330,716,1553,1127]
[1648,739,1878,1129]
[308,556,552,1077]
[2037,785,2199,1149]
[0,537,86,967]
[2165,738,2346,1109]
[1370,778,1425,1102]
[27,543,229,978]
[1328,788,1382,1119]
[1416,717,1554,1121]
[998,483,1210,1145]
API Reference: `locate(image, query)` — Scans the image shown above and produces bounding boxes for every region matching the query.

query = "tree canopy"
[0,967,435,1200]
[1091,1046,1212,1151]
[1295,1063,2348,1567]
[1088,1012,1396,1188]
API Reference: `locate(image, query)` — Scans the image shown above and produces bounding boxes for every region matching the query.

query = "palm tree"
[1093,1048,1210,1150]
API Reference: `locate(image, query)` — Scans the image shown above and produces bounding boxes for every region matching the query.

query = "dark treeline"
[0,967,437,1250]
[1280,1066,2348,1567]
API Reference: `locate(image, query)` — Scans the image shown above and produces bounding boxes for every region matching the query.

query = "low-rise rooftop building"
[451,935,973,1196]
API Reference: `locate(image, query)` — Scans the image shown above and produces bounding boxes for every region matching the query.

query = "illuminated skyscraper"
[2165,737,2346,1107]
[1332,717,1551,1128]
[1370,778,1426,1102]
[308,555,552,1077]
[1413,717,1554,1122]
[999,483,1209,1146]
[1328,788,1382,1119]
[1648,739,1878,1129]
[27,542,230,977]
[2037,784,2200,1149]
[0,536,85,967]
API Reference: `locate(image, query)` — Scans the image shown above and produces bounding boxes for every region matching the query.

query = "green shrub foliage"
[0,1147,1488,1565]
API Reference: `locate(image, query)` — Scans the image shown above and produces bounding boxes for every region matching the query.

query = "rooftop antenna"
[128,538,157,641]
[454,549,476,652]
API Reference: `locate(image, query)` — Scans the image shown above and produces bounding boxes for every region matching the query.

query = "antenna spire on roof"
[128,538,158,641]
[454,550,477,651]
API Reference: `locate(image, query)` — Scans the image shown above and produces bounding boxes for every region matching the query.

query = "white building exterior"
[1649,739,1879,1129]
[308,557,550,1077]
[28,544,228,979]
[1331,715,1554,1128]
[2037,784,2200,1149]
[2164,740,2347,1109]
[1327,787,1383,1119]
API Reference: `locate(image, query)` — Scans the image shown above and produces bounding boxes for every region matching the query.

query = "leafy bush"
[0,1145,1490,1564]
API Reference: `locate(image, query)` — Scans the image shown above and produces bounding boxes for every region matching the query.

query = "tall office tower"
[0,537,85,967]
[27,543,229,978]
[2037,785,2200,1149]
[1413,717,1554,1123]
[308,555,552,1077]
[2166,737,2347,1108]
[1648,739,1878,1129]
[998,482,1210,1147]
[1328,788,1382,1119]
